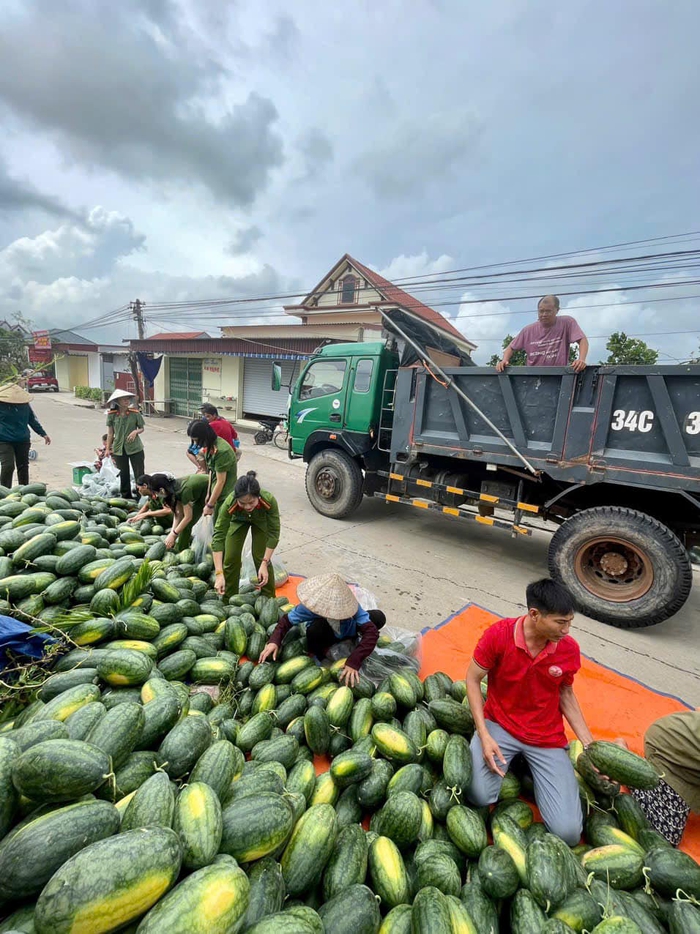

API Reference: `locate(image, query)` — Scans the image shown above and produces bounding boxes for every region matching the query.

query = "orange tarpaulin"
[277,576,699,859]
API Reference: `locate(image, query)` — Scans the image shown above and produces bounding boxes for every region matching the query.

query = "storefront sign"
[203,358,221,375]
[28,347,52,363]
[32,329,52,350]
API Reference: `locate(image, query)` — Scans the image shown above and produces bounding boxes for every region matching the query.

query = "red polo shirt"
[474,616,581,748]
[208,417,237,446]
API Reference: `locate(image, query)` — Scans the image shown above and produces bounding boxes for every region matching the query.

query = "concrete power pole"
[128,299,145,403]
[130,299,146,340]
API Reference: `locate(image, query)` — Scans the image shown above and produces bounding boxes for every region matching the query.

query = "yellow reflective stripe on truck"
[517,502,539,513]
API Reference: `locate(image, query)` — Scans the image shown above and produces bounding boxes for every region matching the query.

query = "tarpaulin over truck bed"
[381,307,475,367]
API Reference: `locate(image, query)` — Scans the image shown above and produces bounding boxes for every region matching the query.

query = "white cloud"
[379,252,455,282]
[353,108,483,199]
[0,207,144,284]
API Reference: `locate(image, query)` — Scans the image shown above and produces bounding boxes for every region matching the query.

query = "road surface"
[21,391,700,706]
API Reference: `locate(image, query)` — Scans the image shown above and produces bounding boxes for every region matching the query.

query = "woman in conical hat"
[105,389,145,500]
[0,382,51,488]
[259,572,386,687]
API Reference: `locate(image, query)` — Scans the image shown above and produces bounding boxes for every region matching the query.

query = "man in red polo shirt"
[466,578,593,844]
[200,403,237,447]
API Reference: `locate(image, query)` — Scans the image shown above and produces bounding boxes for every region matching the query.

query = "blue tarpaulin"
[137,353,163,387]
[0,615,55,672]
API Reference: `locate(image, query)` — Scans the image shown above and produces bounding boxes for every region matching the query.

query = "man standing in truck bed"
[495,295,589,372]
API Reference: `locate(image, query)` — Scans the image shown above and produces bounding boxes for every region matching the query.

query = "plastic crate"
[69,462,95,484]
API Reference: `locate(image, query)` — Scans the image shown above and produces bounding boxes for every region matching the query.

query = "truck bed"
[390,365,700,494]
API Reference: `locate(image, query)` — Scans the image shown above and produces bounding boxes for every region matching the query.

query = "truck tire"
[305,450,364,519]
[548,506,693,628]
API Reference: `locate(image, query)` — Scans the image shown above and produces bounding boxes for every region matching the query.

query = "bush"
[74,386,103,402]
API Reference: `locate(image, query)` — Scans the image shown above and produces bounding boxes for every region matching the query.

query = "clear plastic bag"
[239,543,289,588]
[99,456,120,484]
[80,456,122,497]
[191,514,214,563]
[348,584,379,610]
[360,625,423,683]
[325,624,422,683]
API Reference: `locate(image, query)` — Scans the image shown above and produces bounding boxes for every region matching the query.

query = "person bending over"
[259,573,385,689]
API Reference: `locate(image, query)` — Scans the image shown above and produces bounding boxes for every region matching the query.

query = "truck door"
[290,357,348,453]
[343,357,376,433]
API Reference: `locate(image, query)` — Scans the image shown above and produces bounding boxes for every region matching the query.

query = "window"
[353,358,374,393]
[299,359,347,400]
[339,275,357,304]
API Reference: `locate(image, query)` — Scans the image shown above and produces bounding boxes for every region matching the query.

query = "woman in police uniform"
[105,389,145,499]
[212,471,280,599]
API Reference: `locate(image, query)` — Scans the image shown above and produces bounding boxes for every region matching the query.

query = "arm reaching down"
[466,659,507,777]
[559,684,594,747]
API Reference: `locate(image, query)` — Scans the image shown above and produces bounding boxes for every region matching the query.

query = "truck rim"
[573,536,654,602]
[315,466,341,502]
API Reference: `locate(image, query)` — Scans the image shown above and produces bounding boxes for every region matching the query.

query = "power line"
[61,230,700,341]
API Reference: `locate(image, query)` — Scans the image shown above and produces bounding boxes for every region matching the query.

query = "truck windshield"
[299,359,347,400]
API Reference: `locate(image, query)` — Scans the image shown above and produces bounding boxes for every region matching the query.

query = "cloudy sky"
[0,0,698,362]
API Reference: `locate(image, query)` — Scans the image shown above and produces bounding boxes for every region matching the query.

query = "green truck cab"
[286,341,396,516]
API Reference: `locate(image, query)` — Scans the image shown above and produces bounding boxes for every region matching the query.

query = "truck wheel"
[548,506,693,628]
[305,450,364,519]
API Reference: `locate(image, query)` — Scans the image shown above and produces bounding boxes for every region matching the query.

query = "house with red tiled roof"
[274,253,476,355]
[134,255,475,422]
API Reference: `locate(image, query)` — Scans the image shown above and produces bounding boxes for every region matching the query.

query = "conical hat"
[296,573,359,619]
[107,388,135,404]
[0,383,31,404]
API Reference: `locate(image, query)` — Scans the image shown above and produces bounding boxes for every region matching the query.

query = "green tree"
[0,326,28,383]
[487,333,578,366]
[603,332,659,365]
[487,335,527,367]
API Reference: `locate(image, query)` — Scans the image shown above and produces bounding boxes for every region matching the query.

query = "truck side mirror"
[271,363,282,392]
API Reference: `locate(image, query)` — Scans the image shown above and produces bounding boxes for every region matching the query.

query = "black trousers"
[305,610,386,659]
[112,451,145,498]
[0,441,31,487]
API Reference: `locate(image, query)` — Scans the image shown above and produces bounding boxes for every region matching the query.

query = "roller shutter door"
[242,359,298,418]
[169,357,203,417]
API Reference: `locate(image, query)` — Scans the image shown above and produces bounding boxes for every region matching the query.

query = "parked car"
[27,371,59,392]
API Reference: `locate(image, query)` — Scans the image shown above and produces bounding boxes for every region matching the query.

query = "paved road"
[24,392,700,706]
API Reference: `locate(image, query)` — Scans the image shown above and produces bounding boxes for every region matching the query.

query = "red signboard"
[28,347,52,363]
[32,329,51,350]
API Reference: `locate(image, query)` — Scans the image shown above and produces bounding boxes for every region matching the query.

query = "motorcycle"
[253,416,282,445]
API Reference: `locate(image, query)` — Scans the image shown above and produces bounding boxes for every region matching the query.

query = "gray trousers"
[468,719,583,845]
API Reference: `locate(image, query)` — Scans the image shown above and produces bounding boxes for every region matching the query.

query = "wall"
[88,353,101,388]
[206,355,242,422]
[67,355,89,390]
[55,356,70,391]
[316,280,383,307]
[153,355,169,413]
[202,356,222,396]
[113,354,130,375]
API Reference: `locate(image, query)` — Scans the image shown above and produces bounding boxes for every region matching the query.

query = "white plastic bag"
[99,456,120,484]
[191,514,213,563]
[348,584,379,611]
[360,625,423,683]
[239,543,289,588]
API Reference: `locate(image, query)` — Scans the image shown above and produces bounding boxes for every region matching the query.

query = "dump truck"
[276,317,699,629]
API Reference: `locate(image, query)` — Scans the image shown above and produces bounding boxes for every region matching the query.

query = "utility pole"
[130,299,145,341]
[128,299,145,403]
